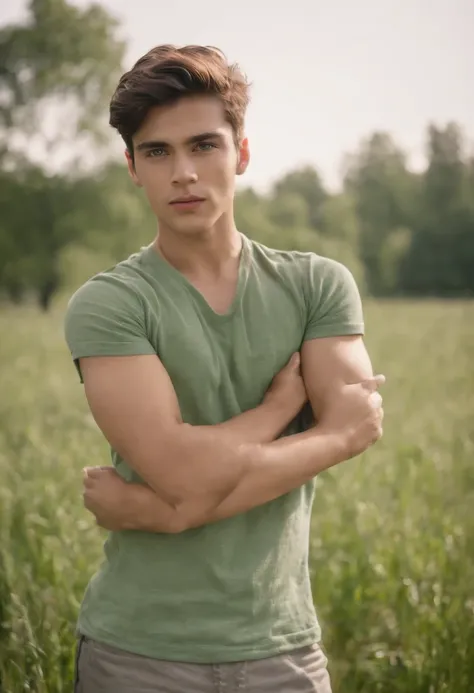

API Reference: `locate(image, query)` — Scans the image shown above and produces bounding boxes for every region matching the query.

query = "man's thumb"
[83,466,109,478]
[289,352,300,369]
[361,374,386,391]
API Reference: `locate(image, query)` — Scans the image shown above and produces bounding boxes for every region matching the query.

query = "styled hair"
[109,44,251,157]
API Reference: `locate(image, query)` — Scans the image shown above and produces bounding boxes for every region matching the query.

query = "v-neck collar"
[140,233,251,322]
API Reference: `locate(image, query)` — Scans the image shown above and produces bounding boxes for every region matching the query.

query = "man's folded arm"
[80,353,277,513]
[81,330,379,533]
[182,334,375,528]
[80,349,353,533]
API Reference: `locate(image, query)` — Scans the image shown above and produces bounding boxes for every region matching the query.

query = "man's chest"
[146,282,307,423]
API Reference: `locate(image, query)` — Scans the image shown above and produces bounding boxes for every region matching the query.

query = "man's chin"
[169,216,218,236]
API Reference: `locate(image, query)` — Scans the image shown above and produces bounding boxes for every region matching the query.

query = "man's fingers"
[286,352,300,369]
[83,466,100,478]
[83,466,112,479]
[361,374,386,392]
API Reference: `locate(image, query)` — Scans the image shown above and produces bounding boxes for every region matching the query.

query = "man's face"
[128,95,249,236]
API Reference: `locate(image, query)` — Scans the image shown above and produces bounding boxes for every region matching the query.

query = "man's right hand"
[318,374,385,458]
[263,352,308,420]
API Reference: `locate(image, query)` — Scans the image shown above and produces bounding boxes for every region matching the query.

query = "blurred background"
[0,0,473,303]
[0,1,473,692]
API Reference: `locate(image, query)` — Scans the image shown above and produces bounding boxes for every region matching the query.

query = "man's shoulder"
[247,236,313,268]
[246,237,362,322]
[246,235,347,278]
[63,250,159,373]
[66,248,153,314]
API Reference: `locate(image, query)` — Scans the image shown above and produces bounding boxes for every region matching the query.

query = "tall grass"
[0,299,473,692]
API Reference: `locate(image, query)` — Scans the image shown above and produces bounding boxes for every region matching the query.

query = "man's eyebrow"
[135,131,223,152]
[136,140,168,152]
[187,131,223,144]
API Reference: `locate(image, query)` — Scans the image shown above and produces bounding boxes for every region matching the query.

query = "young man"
[65,44,384,693]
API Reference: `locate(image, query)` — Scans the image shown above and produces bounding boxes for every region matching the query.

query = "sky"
[1,0,472,191]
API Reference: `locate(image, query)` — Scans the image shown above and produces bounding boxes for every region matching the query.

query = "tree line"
[1,0,473,310]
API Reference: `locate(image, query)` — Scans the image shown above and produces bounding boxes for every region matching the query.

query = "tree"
[0,0,126,308]
[399,123,474,295]
[0,167,108,309]
[267,192,311,230]
[343,132,416,295]
[234,187,281,248]
[271,166,328,231]
[0,0,125,172]
[319,193,360,245]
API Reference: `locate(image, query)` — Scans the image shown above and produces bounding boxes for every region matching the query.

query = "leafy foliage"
[0,1,473,311]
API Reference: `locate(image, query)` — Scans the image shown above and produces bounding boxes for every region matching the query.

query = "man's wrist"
[313,425,350,469]
[113,483,142,530]
[121,483,179,533]
[116,483,153,531]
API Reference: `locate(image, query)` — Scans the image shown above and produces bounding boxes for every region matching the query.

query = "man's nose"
[171,154,198,186]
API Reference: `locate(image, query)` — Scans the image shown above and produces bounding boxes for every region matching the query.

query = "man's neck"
[153,215,242,279]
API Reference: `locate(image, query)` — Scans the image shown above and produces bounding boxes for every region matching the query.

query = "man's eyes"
[146,148,166,158]
[195,142,217,152]
[145,142,217,158]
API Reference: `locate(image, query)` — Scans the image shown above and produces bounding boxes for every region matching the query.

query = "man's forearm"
[196,427,346,526]
[117,399,305,512]
[81,353,305,515]
[213,397,297,444]
[120,425,347,533]
[98,335,379,533]
[114,397,302,532]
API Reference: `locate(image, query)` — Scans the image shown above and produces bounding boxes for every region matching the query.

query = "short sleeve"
[303,256,365,341]
[64,274,157,382]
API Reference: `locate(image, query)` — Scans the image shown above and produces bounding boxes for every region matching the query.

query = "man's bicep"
[80,354,182,501]
[301,335,373,419]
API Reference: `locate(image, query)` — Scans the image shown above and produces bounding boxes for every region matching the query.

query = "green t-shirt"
[64,233,364,663]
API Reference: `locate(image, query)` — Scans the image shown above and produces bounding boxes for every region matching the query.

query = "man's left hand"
[82,466,130,531]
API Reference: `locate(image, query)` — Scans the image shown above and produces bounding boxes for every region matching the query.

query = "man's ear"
[237,137,250,176]
[125,149,142,187]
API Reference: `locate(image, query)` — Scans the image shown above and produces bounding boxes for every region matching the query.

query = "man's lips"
[169,196,205,205]
[169,197,206,212]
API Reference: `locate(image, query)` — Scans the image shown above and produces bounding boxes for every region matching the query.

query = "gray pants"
[74,635,332,692]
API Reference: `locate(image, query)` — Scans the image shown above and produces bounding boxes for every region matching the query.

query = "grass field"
[0,298,473,693]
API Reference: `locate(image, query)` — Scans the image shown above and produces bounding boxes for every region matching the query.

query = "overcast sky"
[1,0,472,190]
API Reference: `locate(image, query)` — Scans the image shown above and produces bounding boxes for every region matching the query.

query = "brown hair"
[109,44,251,158]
